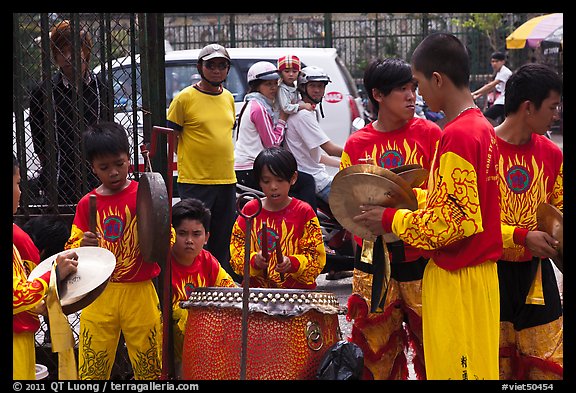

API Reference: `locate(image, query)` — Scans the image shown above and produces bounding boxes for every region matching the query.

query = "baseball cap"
[278,54,301,72]
[198,43,231,62]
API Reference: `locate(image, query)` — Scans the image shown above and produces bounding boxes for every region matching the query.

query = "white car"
[95,47,365,164]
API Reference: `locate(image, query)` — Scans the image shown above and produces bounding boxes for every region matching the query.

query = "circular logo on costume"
[257,227,280,251]
[506,165,530,194]
[378,150,404,169]
[103,216,124,242]
[324,91,343,103]
[185,282,196,298]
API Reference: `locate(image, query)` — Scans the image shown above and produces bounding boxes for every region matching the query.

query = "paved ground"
[316,272,354,339]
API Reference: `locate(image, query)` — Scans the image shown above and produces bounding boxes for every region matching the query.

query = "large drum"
[181,287,343,380]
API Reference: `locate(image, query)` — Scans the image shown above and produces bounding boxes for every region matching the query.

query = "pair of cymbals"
[330,164,426,241]
[28,247,116,315]
[536,203,563,273]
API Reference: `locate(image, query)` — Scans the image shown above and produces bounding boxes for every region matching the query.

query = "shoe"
[326,271,353,280]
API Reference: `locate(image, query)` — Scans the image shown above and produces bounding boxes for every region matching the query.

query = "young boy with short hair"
[65,121,162,380]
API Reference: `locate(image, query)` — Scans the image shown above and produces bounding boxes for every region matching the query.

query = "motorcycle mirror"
[352,117,365,131]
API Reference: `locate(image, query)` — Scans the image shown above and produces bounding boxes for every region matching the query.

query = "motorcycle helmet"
[297,66,331,116]
[247,61,280,83]
[297,66,331,86]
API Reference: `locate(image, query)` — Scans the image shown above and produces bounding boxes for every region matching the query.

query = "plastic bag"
[316,340,364,380]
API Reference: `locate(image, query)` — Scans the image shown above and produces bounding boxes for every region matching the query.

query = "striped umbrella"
[506,13,563,49]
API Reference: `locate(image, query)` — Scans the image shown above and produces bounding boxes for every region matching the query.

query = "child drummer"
[230,146,326,288]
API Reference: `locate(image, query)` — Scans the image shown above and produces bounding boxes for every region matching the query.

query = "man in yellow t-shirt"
[167,43,238,280]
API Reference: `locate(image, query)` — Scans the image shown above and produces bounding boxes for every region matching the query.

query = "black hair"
[411,32,471,88]
[22,215,71,260]
[491,51,506,61]
[253,146,297,184]
[504,63,562,116]
[171,198,211,233]
[363,58,414,111]
[83,121,130,163]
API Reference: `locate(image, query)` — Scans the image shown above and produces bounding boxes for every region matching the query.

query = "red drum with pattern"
[181,287,343,380]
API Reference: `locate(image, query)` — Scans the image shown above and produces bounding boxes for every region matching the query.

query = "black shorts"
[498,258,562,331]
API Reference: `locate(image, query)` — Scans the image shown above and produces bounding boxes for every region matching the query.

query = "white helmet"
[247,61,280,83]
[297,66,331,86]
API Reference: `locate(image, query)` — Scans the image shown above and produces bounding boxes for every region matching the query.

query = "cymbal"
[334,164,416,203]
[389,163,422,174]
[330,172,418,241]
[397,168,429,188]
[536,203,563,273]
[28,247,116,314]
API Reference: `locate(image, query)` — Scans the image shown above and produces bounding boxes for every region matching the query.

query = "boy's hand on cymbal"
[55,250,79,280]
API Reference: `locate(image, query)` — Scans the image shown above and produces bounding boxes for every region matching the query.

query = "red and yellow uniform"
[171,249,237,363]
[497,133,563,380]
[341,117,441,380]
[381,109,502,379]
[66,180,162,380]
[230,198,326,289]
[13,224,44,380]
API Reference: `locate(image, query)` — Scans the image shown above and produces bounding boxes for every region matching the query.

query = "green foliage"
[453,13,505,52]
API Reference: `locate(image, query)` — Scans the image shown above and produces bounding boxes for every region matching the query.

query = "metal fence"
[13,12,548,380]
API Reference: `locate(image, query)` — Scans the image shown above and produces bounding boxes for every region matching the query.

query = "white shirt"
[494,65,512,106]
[284,108,332,193]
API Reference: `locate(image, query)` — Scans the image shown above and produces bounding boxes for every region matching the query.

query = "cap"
[278,54,301,72]
[491,51,506,61]
[198,43,231,62]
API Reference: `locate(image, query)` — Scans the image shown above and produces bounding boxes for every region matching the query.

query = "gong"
[136,172,171,265]
[536,203,563,273]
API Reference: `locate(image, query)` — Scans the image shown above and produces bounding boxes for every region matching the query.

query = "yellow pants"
[13,331,36,380]
[422,260,500,380]
[78,280,162,380]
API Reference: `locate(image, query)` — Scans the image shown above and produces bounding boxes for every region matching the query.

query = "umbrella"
[506,13,563,49]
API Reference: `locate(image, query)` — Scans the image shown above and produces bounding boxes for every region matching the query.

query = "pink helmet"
[277,54,301,72]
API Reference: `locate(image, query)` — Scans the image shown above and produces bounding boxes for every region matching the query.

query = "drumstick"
[275,239,284,282]
[261,223,268,279]
[89,195,97,234]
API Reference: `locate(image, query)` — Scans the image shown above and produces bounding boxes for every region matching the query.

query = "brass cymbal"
[536,203,563,273]
[330,172,418,241]
[389,163,422,174]
[28,247,116,314]
[398,168,429,188]
[334,164,417,203]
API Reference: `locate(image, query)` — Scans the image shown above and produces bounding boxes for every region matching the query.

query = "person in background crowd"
[275,54,314,115]
[166,43,238,280]
[472,51,512,125]
[29,19,108,205]
[494,62,563,380]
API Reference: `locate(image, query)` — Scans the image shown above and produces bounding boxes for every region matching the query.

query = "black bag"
[316,340,364,380]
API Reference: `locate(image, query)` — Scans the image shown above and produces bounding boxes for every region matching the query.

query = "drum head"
[137,172,171,264]
[28,247,116,314]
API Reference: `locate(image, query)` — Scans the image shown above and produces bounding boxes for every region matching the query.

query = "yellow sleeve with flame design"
[64,224,85,250]
[391,152,484,250]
